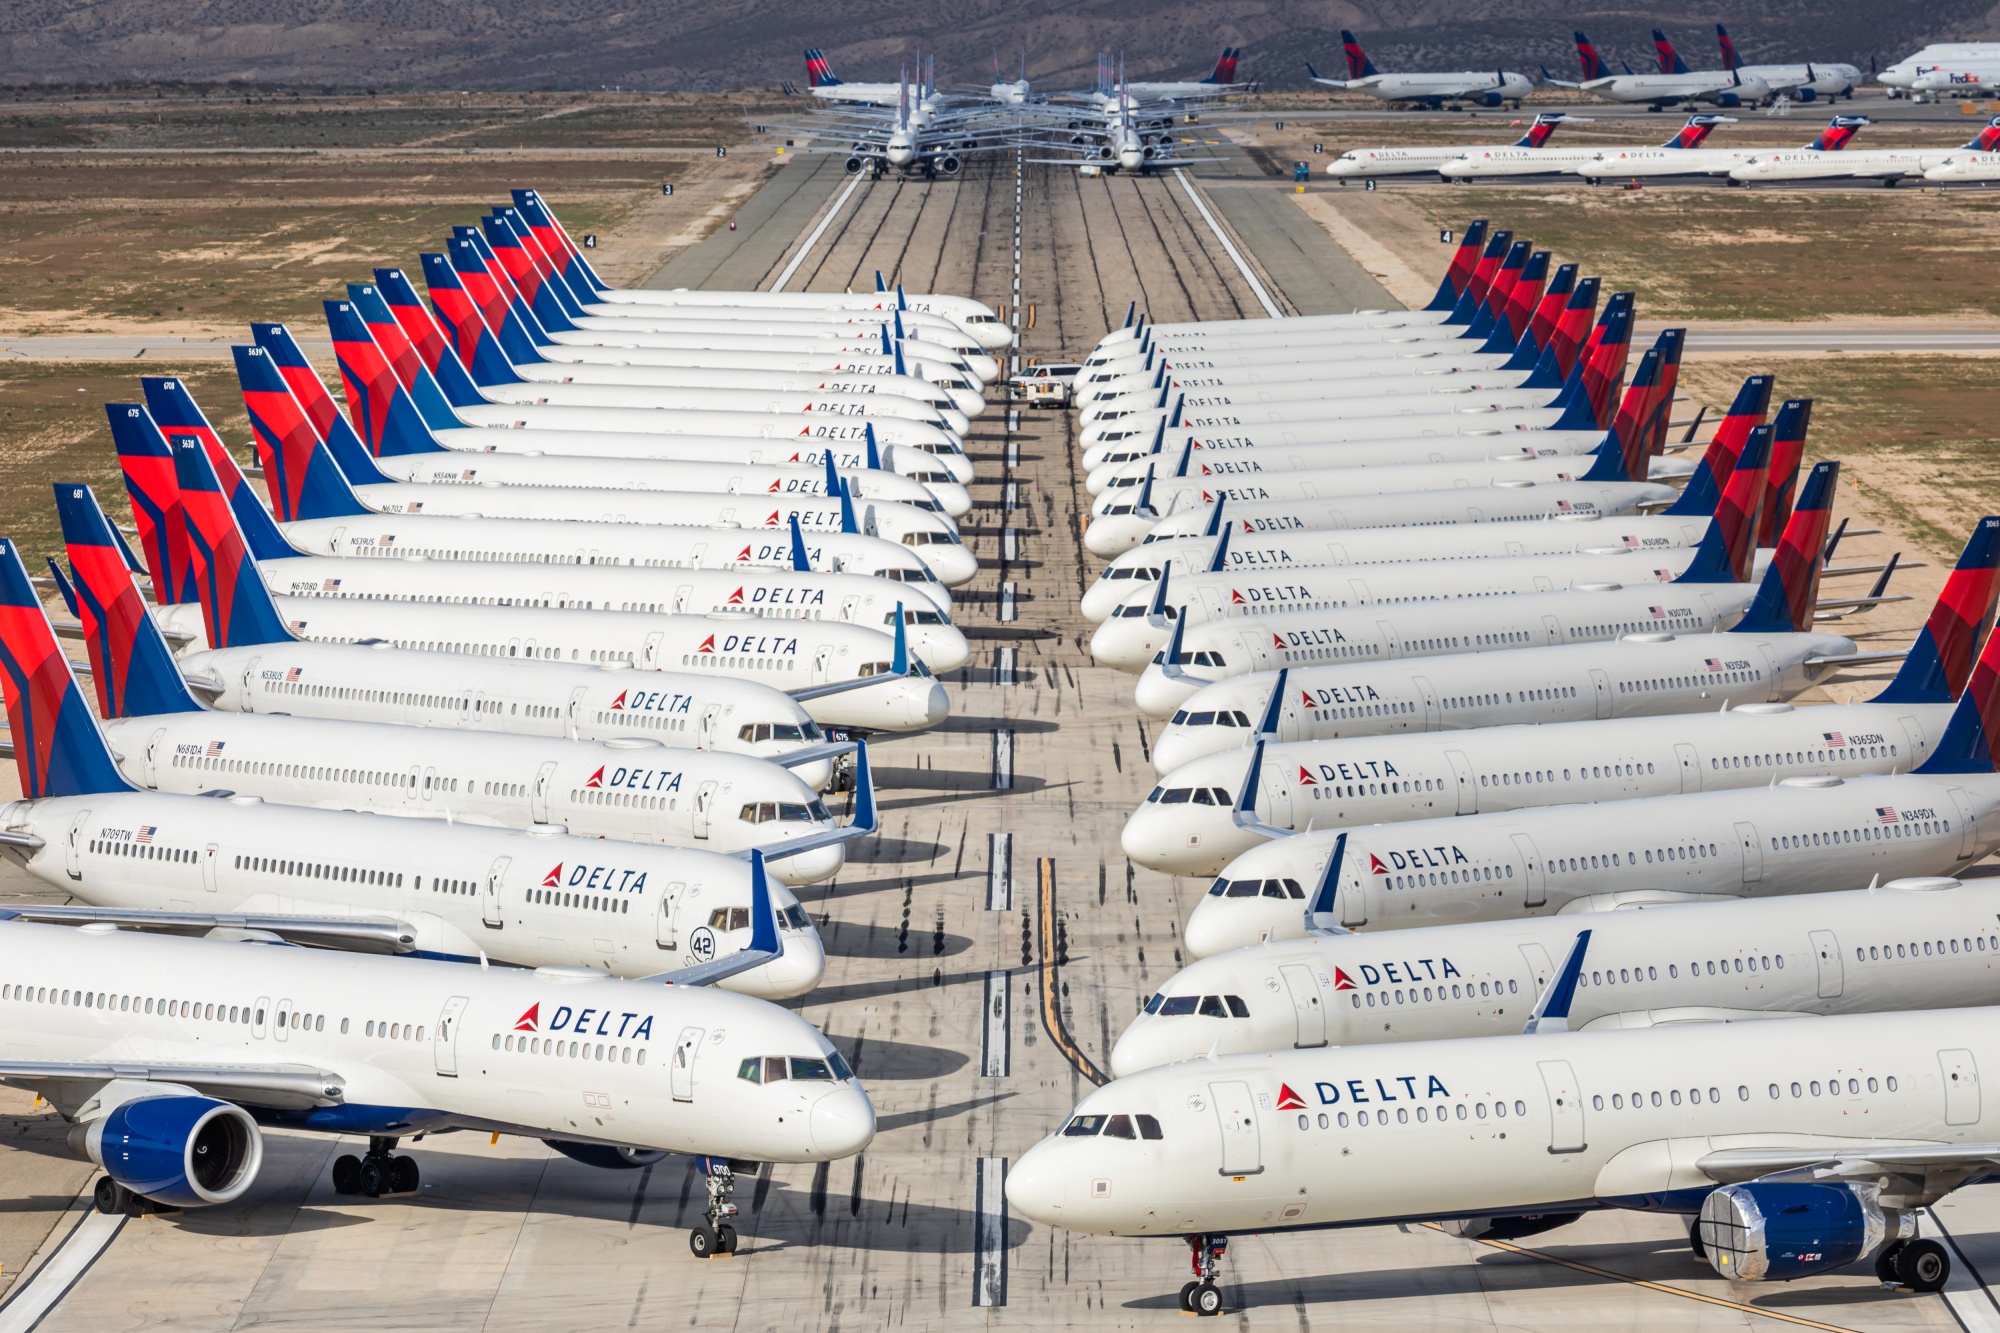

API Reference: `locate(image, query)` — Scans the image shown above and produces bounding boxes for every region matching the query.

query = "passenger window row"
[1452,686,1577,709]
[1714,743,1893,770]
[1304,699,1411,721]
[578,788,673,812]
[1621,670,1758,693]
[499,1032,648,1064]
[1350,977,1517,1008]
[91,837,195,864]
[1771,818,1941,852]
[1861,936,1991,961]
[233,853,404,888]
[6,984,337,1035]
[1309,777,1443,801]
[528,887,633,914]
[1297,1099,1527,1132]
[1385,864,1511,891]
[601,709,687,733]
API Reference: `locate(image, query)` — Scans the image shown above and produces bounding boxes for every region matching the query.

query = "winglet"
[1206,520,1232,574]
[1155,612,1210,686]
[1201,493,1227,538]
[1303,832,1350,935]
[1229,738,1289,840]
[1254,667,1288,737]
[1522,930,1591,1035]
[890,601,908,677]
[788,512,812,572]
[864,423,881,473]
[1145,565,1174,628]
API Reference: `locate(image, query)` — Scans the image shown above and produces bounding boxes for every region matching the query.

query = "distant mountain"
[0,1,1991,93]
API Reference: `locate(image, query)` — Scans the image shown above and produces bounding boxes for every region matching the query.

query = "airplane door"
[698,705,722,748]
[1949,788,1979,859]
[1445,751,1477,815]
[693,782,717,839]
[273,998,293,1043]
[423,767,438,802]
[1735,822,1764,883]
[1512,833,1545,907]
[482,856,509,928]
[1537,1060,1586,1153]
[565,686,589,739]
[201,843,219,893]
[1208,1080,1263,1175]
[1674,743,1701,794]
[812,645,834,686]
[531,762,558,822]
[1337,868,1368,929]
[1277,964,1325,1048]
[1375,621,1400,658]
[642,632,665,669]
[1808,930,1843,998]
[1410,676,1440,731]
[242,658,261,710]
[64,810,90,881]
[433,995,470,1076]
[253,996,269,1039]
[1348,578,1372,606]
[657,882,685,950]
[1899,716,1928,766]
[1505,540,1525,556]
[1196,586,1226,621]
[1519,943,1556,994]
[1939,1049,1981,1126]
[143,728,167,786]
[1541,615,1564,646]
[1589,669,1612,720]
[671,1027,704,1102]
[673,585,694,614]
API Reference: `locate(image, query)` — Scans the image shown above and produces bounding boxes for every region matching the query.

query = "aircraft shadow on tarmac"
[938,714,1059,734]
[828,1033,972,1081]
[792,967,991,1007]
[813,919,974,960]
[875,766,1047,796]
[840,835,952,864]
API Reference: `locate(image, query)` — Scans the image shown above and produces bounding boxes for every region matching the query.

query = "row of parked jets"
[0,191,1011,1257]
[999,221,2000,1315]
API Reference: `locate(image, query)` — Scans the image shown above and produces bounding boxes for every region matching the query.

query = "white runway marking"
[991,728,1015,788]
[1172,168,1284,318]
[766,172,864,293]
[973,1157,1009,1306]
[987,831,1013,909]
[980,969,1011,1076]
[0,1206,125,1333]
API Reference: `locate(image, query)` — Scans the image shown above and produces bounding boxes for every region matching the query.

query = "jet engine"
[1714,92,1745,107]
[71,1093,262,1208]
[543,1140,669,1169]
[937,155,962,176]
[1477,91,1505,107]
[1698,1182,1905,1281]
[845,156,866,174]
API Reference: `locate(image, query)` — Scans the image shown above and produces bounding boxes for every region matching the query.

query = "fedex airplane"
[1114,877,2000,1073]
[0,917,867,1257]
[0,539,822,998]
[1308,32,1529,108]
[1126,460,1849,717]
[1877,42,2000,92]
[1012,1006,1995,1309]
[1180,604,2000,958]
[1124,516,1988,876]
[113,414,969,674]
[1571,114,1866,182]
[1439,115,1731,180]
[1554,29,1768,109]
[50,486,871,887]
[1715,25,1858,101]
[137,439,952,735]
[1732,117,2000,184]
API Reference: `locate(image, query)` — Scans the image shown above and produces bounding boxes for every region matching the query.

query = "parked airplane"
[803,48,905,106]
[1011,1005,1989,1311]
[0,541,823,996]
[1440,114,1732,179]
[1715,25,1859,101]
[1128,460,1847,717]
[1308,31,1530,108]
[1570,114,1866,182]
[143,439,952,735]
[1114,877,2000,1073]
[1113,48,1248,103]
[1552,29,1768,108]
[1875,42,2000,91]
[1318,116,1570,178]
[1731,117,2000,183]
[0,917,867,1256]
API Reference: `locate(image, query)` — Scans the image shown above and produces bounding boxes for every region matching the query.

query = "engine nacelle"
[72,1094,262,1208]
[1699,1183,1904,1282]
[845,156,865,174]
[543,1139,669,1170]
[1714,92,1744,108]
[1477,91,1504,107]
[1795,87,1819,101]
[937,155,962,175]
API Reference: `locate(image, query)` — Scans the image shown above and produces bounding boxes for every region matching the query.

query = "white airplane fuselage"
[1581,71,1768,106]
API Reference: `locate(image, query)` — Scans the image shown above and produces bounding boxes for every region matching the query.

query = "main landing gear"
[689,1155,742,1258]
[1178,1234,1227,1316]
[93,1177,174,1216]
[1877,1238,1950,1293]
[331,1136,420,1197]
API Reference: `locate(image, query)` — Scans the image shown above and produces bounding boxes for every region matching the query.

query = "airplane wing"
[1696,1142,2000,1206]
[0,1060,346,1111]
[748,741,876,862]
[640,850,784,988]
[0,904,418,954]
[1305,62,1348,89]
[1540,65,1584,89]
[1805,648,1909,669]
[769,740,858,770]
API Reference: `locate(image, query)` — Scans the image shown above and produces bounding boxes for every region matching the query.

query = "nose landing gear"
[1178,1233,1227,1315]
[689,1155,742,1257]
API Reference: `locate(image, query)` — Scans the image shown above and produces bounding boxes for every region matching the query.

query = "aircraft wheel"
[1192,1282,1224,1316]
[1875,1240,1905,1285]
[93,1177,132,1215]
[690,1224,720,1258]
[358,1156,392,1198]
[1687,1216,1706,1262]
[1178,1281,1201,1311]
[1897,1238,1950,1292]
[393,1155,421,1194]
[331,1154,362,1196]
[717,1224,740,1254]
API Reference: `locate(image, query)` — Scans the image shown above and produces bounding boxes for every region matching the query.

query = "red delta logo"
[1230,590,1246,604]
[609,691,627,710]
[1272,635,1287,649]
[697,635,716,654]
[789,452,803,463]
[1300,690,1316,708]
[765,511,783,526]
[1331,967,1357,991]
[768,480,782,493]
[736,546,753,562]
[1368,853,1391,875]
[1276,1084,1307,1111]
[513,1003,540,1032]
[542,865,563,887]
[726,587,745,605]
[1297,766,1317,786]
[585,767,605,789]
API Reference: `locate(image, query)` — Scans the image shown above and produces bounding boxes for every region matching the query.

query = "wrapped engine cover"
[1698,1183,1883,1282]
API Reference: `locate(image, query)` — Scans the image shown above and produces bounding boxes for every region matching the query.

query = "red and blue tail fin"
[1515,112,1567,148]
[1914,594,2000,775]
[1879,517,2000,705]
[1564,291,1636,431]
[1731,461,1838,634]
[1675,420,1770,583]
[1810,116,1869,151]
[416,254,531,385]
[805,49,841,87]
[1505,260,1575,370]
[325,299,449,463]
[1467,240,1530,342]
[1605,327,1684,479]
[1339,32,1376,80]
[1712,24,1744,71]
[455,225,555,347]
[1488,250,1550,357]
[1425,219,1487,312]
[1577,347,1657,482]
[1546,276,1603,381]
[106,402,195,607]
[1758,398,1811,547]
[1667,114,1730,149]
[1665,374,1772,517]
[346,283,466,431]
[445,236,549,365]
[0,536,133,797]
[172,436,294,649]
[510,189,608,296]
[54,483,200,718]
[493,208,591,321]
[372,265,508,402]
[1446,228,1513,325]
[236,342,376,523]
[1961,115,2000,152]
[140,374,303,556]
[139,373,229,462]
[1205,48,1239,84]
[1574,32,1607,82]
[481,214,577,334]
[248,322,396,479]
[1652,29,1689,74]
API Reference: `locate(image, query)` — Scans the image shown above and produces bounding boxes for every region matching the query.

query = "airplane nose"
[1133,667,1201,719]
[1108,1020,1176,1078]
[809,1085,876,1156]
[1082,515,1151,558]
[1088,619,1160,673]
[911,679,951,728]
[918,544,978,588]
[1004,1141,1067,1225]
[787,757,835,791]
[1151,727,1236,773]
[720,926,825,999]
[914,626,970,672]
[773,842,845,885]
[939,407,971,434]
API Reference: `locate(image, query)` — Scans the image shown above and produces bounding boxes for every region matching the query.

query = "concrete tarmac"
[0,157,1989,1331]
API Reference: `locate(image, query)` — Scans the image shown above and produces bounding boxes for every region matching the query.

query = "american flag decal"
[1824,731,1846,747]
[1649,606,1666,619]
[205,740,225,756]
[380,535,396,547]
[322,579,342,592]
[1705,658,1724,672]
[285,667,303,681]
[1876,807,1900,824]
[135,825,155,844]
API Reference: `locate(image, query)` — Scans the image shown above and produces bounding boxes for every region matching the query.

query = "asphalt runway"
[1,156,1996,1331]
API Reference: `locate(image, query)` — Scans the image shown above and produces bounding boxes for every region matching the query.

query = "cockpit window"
[790,1057,835,1081]
[1061,1113,1163,1140]
[740,802,820,824]
[1147,994,1249,1018]
[738,721,825,744]
[1103,1115,1136,1140]
[1148,786,1233,806]
[1062,1115,1105,1136]
[827,1049,855,1081]
[1170,710,1252,728]
[708,907,752,931]
[889,610,946,626]
[780,904,812,930]
[1209,877,1304,900]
